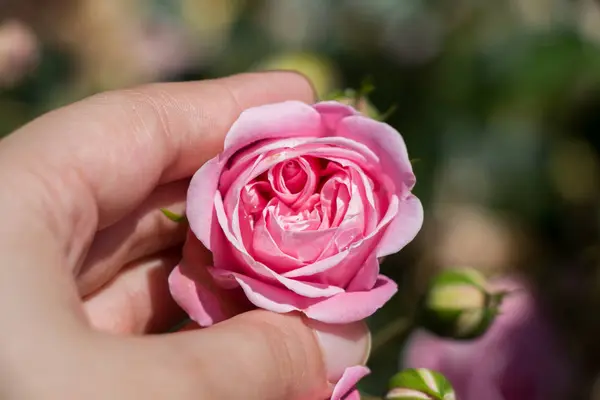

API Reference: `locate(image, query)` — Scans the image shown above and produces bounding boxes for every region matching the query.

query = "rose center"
[279,160,306,194]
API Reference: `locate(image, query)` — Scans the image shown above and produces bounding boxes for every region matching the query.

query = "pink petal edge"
[377,194,424,258]
[304,275,398,323]
[168,263,228,327]
[208,269,398,324]
[223,101,322,152]
[186,157,221,250]
[331,365,370,400]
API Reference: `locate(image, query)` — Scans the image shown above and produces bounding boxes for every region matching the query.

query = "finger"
[151,310,372,400]
[83,248,185,335]
[0,72,316,265]
[82,231,251,336]
[0,72,315,338]
[77,179,188,297]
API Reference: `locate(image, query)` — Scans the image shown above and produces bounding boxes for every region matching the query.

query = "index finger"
[1,72,314,232]
[0,72,314,339]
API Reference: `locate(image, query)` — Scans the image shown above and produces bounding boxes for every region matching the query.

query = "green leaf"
[160,208,187,223]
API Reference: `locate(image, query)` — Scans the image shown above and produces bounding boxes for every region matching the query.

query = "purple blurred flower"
[402,277,573,400]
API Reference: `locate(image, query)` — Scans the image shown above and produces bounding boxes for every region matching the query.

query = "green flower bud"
[386,368,455,400]
[417,268,506,340]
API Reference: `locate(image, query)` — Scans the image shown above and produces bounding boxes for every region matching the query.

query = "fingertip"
[221,71,317,106]
[305,318,371,384]
[262,69,319,102]
[164,310,372,399]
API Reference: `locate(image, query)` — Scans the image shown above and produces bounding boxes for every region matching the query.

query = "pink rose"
[402,278,573,400]
[169,100,423,326]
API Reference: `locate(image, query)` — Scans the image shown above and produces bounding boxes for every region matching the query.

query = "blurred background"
[1,0,599,398]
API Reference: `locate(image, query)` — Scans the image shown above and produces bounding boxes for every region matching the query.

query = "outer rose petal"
[331,365,370,400]
[336,115,415,190]
[377,194,424,258]
[338,390,360,400]
[304,276,398,323]
[333,115,422,256]
[209,269,397,324]
[211,269,311,314]
[223,101,322,152]
[314,101,358,131]
[186,157,221,250]
[168,263,227,326]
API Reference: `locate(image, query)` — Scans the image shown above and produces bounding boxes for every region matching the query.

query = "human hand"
[0,72,370,400]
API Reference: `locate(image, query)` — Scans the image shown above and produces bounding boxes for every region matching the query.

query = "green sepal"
[160,208,187,223]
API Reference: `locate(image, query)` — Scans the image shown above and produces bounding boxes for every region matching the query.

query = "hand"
[0,72,370,400]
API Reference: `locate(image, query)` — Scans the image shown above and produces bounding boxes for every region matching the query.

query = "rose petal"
[331,365,370,400]
[220,136,381,196]
[338,390,361,400]
[377,194,424,257]
[215,193,345,298]
[186,157,221,250]
[282,195,398,289]
[336,115,415,190]
[345,256,379,292]
[304,275,398,323]
[168,263,228,327]
[210,269,312,313]
[264,201,337,263]
[251,211,306,272]
[223,101,322,152]
[314,101,359,132]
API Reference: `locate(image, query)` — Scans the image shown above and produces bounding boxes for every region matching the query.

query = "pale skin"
[0,72,355,399]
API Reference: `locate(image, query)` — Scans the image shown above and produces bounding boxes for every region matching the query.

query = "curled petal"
[186,158,221,250]
[314,101,359,132]
[331,365,370,400]
[336,115,415,191]
[169,262,229,327]
[252,214,305,273]
[377,194,424,258]
[346,256,379,292]
[210,269,312,314]
[217,194,344,297]
[283,195,398,288]
[223,101,322,152]
[304,276,398,323]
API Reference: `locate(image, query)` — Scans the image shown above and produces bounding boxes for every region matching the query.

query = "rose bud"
[403,278,574,400]
[417,268,506,340]
[168,100,423,327]
[386,368,455,400]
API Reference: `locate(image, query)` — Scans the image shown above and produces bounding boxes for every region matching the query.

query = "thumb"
[162,310,371,400]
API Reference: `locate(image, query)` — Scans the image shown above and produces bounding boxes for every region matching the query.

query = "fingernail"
[307,319,371,383]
